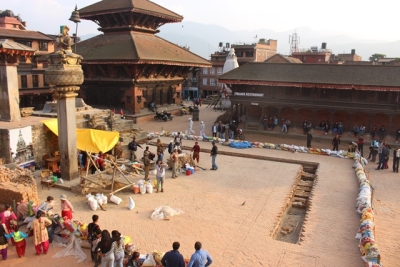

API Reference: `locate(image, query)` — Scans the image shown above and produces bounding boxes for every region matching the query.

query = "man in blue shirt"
[161,242,185,267]
[187,241,213,267]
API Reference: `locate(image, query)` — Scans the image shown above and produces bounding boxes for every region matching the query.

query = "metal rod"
[74,23,78,53]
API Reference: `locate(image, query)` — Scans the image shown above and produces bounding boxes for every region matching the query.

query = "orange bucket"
[133,185,140,194]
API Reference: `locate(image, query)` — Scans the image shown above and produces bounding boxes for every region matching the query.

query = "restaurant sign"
[234,92,264,97]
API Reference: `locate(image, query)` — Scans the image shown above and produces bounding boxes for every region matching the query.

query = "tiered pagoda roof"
[77,0,210,67]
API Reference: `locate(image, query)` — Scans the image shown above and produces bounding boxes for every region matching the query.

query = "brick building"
[218,63,400,136]
[0,10,55,109]
[200,39,277,97]
[76,0,210,114]
[336,49,362,62]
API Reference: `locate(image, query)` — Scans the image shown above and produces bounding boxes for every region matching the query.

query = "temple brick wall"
[0,166,40,205]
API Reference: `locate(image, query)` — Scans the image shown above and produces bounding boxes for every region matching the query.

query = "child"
[92,229,102,267]
[127,251,141,267]
[0,223,8,260]
[5,225,28,258]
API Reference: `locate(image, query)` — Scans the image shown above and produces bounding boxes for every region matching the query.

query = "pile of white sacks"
[353,153,382,267]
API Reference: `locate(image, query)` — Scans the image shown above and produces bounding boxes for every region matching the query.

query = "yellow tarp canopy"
[42,119,120,153]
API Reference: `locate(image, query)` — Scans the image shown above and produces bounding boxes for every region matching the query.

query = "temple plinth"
[45,27,84,180]
[0,39,35,121]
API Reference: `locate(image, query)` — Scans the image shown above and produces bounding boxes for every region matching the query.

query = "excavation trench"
[271,165,318,244]
[151,142,319,244]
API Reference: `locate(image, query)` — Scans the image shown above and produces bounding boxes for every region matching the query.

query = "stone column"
[45,49,84,181]
[0,61,21,122]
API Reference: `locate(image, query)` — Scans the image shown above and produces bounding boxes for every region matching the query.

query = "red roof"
[79,0,183,22]
[0,28,53,41]
[75,32,210,67]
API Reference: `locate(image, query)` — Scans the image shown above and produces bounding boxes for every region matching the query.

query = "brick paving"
[2,106,399,267]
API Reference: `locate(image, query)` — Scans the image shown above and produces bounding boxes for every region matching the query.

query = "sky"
[4,0,400,42]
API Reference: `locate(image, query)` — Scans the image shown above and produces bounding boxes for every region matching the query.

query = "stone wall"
[31,122,59,166]
[0,166,40,205]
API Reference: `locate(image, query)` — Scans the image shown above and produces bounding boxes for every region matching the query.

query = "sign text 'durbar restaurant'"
[234,92,264,97]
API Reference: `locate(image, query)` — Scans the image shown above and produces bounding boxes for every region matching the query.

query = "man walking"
[210,142,218,170]
[306,130,313,148]
[188,118,195,135]
[192,142,201,164]
[128,137,142,162]
[161,242,185,267]
[200,121,205,137]
[187,241,213,267]
[171,148,179,178]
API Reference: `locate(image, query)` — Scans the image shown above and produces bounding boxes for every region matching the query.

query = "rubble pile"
[0,166,39,204]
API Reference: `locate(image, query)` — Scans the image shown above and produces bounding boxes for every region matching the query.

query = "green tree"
[369,53,386,62]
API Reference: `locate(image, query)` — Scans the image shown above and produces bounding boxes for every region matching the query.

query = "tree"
[369,53,386,62]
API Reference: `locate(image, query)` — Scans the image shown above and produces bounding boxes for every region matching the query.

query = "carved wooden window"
[32,75,39,87]
[39,42,48,51]
[202,68,208,74]
[236,51,243,57]
[210,67,215,75]
[203,78,207,86]
[21,75,27,88]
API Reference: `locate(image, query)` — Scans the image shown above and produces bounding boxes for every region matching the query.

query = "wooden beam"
[119,13,129,26]
[110,13,121,27]
[96,65,108,77]
[109,183,133,195]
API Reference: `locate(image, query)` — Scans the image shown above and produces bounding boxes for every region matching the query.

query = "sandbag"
[110,194,122,205]
[146,183,153,194]
[88,198,98,211]
[128,197,135,210]
[140,184,146,194]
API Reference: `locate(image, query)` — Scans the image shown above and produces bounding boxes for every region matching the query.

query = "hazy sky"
[4,0,399,42]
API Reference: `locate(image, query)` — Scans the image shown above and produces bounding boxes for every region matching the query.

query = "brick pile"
[0,166,40,205]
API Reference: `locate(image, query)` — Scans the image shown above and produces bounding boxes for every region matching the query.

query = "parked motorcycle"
[234,128,245,140]
[154,111,167,122]
[162,109,173,120]
[188,106,195,114]
[180,107,187,115]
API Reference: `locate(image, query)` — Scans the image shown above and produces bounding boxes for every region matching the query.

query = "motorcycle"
[188,106,195,114]
[180,107,187,115]
[234,128,245,140]
[154,111,167,122]
[162,109,173,120]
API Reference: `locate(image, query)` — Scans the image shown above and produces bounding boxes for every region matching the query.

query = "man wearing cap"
[210,142,218,170]
[200,121,205,137]
[171,148,179,178]
[60,194,74,220]
[188,118,195,135]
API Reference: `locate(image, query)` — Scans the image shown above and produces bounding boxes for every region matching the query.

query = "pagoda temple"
[76,0,211,114]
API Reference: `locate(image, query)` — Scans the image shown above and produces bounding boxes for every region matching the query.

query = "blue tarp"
[230,141,252,149]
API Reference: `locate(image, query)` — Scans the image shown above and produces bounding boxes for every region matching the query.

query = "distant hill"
[155,21,399,61]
